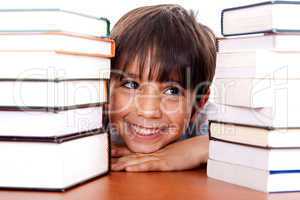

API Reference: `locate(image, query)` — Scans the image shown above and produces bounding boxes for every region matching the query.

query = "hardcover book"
[206,102,300,128]
[209,140,300,170]
[0,79,107,109]
[209,121,300,148]
[221,1,300,36]
[213,78,298,108]
[0,130,109,191]
[0,106,103,137]
[218,33,300,52]
[0,51,110,80]
[208,159,300,192]
[0,9,110,37]
[0,32,115,57]
[216,50,300,79]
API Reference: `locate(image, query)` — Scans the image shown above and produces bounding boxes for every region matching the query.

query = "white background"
[2,0,268,36]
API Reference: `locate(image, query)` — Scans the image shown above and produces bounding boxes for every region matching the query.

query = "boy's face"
[109,62,195,153]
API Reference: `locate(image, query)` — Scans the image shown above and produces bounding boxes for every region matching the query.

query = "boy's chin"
[126,142,162,154]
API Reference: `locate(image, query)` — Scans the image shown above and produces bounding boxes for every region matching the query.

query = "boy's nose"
[135,90,162,119]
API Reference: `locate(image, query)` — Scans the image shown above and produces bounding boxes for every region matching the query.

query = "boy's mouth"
[125,121,166,140]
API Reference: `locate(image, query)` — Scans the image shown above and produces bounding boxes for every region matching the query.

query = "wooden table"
[1,168,300,200]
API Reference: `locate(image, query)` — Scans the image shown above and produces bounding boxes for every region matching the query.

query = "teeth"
[130,123,160,136]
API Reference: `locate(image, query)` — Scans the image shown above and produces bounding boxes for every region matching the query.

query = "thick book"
[0,130,109,191]
[0,8,110,37]
[0,79,107,109]
[0,32,115,58]
[218,33,300,52]
[209,122,300,148]
[0,106,103,137]
[221,1,300,36]
[216,50,300,79]
[213,78,298,108]
[206,102,299,128]
[209,140,300,170]
[0,51,110,79]
[207,159,300,192]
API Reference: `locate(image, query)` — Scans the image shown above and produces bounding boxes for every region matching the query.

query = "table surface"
[1,168,300,200]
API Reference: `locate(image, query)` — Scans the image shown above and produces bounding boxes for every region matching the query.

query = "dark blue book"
[221,1,300,36]
[208,159,300,193]
[0,8,110,37]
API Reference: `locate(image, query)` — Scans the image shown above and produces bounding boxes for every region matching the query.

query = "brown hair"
[111,4,216,101]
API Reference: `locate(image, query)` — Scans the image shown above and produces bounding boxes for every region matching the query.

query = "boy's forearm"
[172,135,209,169]
[111,135,209,172]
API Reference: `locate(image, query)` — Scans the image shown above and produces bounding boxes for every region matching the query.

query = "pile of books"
[207,1,300,192]
[0,9,114,191]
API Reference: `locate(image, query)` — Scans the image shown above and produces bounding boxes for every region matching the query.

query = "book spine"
[99,17,111,37]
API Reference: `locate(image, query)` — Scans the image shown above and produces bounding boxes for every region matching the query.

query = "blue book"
[0,8,110,37]
[221,1,300,36]
[208,159,300,193]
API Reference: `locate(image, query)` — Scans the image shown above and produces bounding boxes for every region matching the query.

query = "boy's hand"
[111,143,133,157]
[111,135,209,172]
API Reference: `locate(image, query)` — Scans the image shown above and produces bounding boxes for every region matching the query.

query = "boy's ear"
[190,88,210,123]
[198,88,210,109]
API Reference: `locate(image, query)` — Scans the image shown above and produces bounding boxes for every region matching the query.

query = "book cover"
[221,1,300,36]
[0,8,110,37]
[0,130,110,191]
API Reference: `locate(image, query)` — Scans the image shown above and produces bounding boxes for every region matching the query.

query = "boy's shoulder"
[180,112,208,140]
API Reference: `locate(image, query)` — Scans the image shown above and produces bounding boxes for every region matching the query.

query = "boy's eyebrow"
[124,73,139,79]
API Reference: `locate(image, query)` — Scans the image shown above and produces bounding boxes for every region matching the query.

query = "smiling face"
[108,62,195,153]
[108,5,217,153]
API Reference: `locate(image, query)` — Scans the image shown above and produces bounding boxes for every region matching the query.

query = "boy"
[108,4,216,171]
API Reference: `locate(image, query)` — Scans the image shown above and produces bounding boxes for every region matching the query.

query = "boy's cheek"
[109,88,134,114]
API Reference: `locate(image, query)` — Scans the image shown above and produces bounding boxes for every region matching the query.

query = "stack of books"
[0,9,114,191]
[207,1,300,192]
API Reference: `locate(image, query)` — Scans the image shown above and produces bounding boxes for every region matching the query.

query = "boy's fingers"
[112,155,159,171]
[117,154,158,165]
[111,146,132,157]
[111,161,126,171]
[125,160,169,172]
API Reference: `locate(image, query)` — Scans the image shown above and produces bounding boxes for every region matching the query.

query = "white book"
[216,50,300,79]
[0,33,114,57]
[0,79,107,108]
[209,121,300,147]
[221,1,300,36]
[218,34,300,52]
[213,78,298,108]
[206,102,299,128]
[207,159,300,192]
[209,140,300,170]
[0,9,109,37]
[0,132,109,191]
[0,106,103,137]
[0,51,110,79]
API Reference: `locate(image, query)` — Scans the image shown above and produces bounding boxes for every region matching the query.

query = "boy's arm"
[111,135,209,172]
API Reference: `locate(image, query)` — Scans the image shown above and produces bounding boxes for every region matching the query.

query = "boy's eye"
[164,86,182,96]
[121,80,139,89]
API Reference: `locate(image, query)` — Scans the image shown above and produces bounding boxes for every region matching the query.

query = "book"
[0,106,103,137]
[0,79,107,109]
[209,140,300,170]
[0,32,115,57]
[207,159,300,192]
[213,78,297,108]
[221,1,300,36]
[206,102,300,128]
[0,51,110,79]
[0,130,109,191]
[0,8,110,37]
[216,50,300,79]
[209,121,300,148]
[218,34,300,52]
